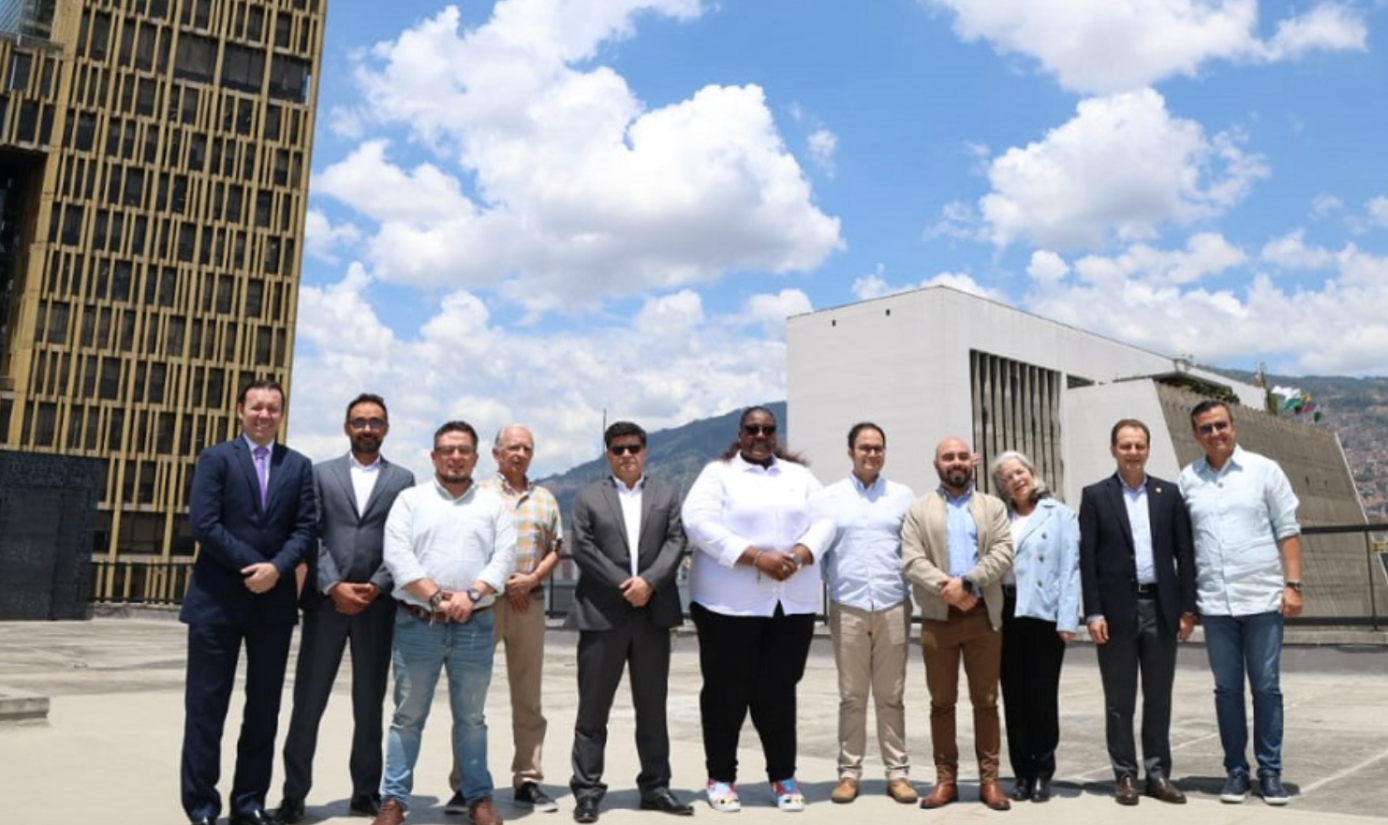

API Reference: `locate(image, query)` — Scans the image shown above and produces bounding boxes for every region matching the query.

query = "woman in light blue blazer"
[991,450,1080,805]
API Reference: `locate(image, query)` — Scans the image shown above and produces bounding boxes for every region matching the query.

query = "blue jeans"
[1202,611,1284,776]
[382,609,497,806]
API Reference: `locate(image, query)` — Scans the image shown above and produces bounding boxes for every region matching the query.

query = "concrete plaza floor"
[1,613,1386,824]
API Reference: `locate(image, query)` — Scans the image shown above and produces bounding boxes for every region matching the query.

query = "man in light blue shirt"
[1179,401,1303,807]
[378,421,517,825]
[820,423,918,805]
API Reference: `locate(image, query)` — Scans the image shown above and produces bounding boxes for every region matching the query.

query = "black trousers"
[690,601,814,783]
[280,595,395,801]
[569,610,672,802]
[999,592,1066,781]
[181,621,294,821]
[1096,596,1177,779]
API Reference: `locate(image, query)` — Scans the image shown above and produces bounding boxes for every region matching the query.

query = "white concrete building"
[787,285,1260,501]
[786,285,1380,623]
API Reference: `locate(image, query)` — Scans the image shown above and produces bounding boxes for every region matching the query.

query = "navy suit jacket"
[1078,473,1196,637]
[181,437,317,626]
[565,476,686,631]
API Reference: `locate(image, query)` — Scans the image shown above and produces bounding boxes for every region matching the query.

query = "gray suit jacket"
[305,453,416,608]
[901,488,1015,630]
[565,476,686,631]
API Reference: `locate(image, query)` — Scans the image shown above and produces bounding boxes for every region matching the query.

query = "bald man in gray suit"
[276,394,416,823]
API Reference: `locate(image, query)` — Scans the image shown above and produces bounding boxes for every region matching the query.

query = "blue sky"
[287,0,1388,476]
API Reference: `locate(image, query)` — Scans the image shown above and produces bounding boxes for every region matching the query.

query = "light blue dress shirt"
[1179,445,1300,616]
[820,473,915,611]
[943,487,979,590]
[1121,474,1157,586]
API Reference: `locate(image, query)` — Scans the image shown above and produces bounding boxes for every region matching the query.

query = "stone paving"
[2,613,1386,824]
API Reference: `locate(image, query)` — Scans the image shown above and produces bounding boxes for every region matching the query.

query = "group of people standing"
[175,381,1304,825]
[820,402,1303,814]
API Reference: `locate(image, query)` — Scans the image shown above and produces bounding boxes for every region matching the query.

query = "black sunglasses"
[609,444,644,456]
[742,424,777,437]
[1196,420,1230,435]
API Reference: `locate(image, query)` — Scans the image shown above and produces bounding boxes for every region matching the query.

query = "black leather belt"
[398,601,493,622]
[1134,582,1158,598]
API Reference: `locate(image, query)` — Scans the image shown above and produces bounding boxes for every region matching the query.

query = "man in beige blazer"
[901,437,1014,811]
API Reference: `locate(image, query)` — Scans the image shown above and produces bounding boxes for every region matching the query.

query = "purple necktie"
[253,446,269,508]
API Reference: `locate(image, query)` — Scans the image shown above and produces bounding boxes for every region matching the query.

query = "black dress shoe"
[190,818,216,825]
[1009,778,1033,802]
[349,793,382,816]
[639,790,695,816]
[573,797,600,824]
[275,797,306,824]
[1031,778,1052,803]
[231,810,275,825]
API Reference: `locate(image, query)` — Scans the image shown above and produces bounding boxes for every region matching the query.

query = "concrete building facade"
[0,0,324,596]
[787,285,1384,623]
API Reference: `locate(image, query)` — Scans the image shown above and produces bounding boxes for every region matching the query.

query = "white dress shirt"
[383,478,517,608]
[683,455,835,617]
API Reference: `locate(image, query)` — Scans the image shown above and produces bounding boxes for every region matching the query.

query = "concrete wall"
[787,285,1258,494]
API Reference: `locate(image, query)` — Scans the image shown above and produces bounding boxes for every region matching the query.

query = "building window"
[970,350,1064,497]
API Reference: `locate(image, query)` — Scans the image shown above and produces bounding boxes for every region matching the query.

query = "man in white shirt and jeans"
[374,421,516,825]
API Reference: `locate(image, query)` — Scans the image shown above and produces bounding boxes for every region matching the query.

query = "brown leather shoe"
[1115,775,1140,806]
[886,778,918,804]
[469,797,503,825]
[830,777,859,804]
[371,798,405,825]
[1145,777,1187,804]
[919,783,958,809]
[979,781,1012,811]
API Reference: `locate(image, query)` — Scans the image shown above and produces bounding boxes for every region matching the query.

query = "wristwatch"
[1285,581,1304,592]
[427,590,446,609]
[465,586,484,604]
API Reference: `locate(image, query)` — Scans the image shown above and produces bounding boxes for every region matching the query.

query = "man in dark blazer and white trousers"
[276,393,416,823]
[1078,418,1197,807]
[566,421,693,823]
[181,378,317,825]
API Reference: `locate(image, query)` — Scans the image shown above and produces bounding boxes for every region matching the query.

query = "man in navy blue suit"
[180,378,317,825]
[1078,418,1196,808]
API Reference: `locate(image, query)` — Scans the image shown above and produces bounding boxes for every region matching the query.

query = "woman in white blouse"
[681,406,835,814]
[990,450,1080,805]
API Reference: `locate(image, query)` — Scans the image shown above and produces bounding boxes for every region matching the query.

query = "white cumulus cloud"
[925,0,1366,94]
[977,89,1267,250]
[316,1,840,311]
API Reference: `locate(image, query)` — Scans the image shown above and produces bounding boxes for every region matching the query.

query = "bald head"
[934,436,974,495]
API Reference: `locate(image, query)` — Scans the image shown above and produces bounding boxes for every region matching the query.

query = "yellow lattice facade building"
[0,0,324,599]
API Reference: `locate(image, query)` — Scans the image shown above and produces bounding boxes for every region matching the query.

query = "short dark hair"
[345,393,388,422]
[604,420,647,449]
[847,422,885,449]
[433,420,478,449]
[1109,418,1150,446]
[1189,399,1233,427]
[237,378,285,407]
[720,405,807,465]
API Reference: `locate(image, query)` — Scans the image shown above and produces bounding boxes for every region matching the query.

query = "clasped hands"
[328,581,380,615]
[938,576,978,611]
[748,545,809,581]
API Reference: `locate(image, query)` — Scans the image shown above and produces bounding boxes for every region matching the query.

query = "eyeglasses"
[855,445,885,454]
[434,445,475,456]
[1196,420,1231,435]
[609,444,644,456]
[742,424,777,437]
[348,417,387,430]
